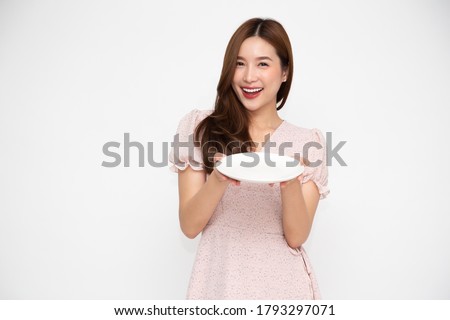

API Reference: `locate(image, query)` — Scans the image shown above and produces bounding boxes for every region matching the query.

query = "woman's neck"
[247,107,283,152]
[248,108,283,132]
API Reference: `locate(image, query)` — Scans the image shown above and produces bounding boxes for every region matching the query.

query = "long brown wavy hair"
[195,18,294,174]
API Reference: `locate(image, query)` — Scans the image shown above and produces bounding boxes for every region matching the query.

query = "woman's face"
[232,36,287,113]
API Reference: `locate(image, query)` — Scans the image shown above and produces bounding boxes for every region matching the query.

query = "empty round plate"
[215,152,304,183]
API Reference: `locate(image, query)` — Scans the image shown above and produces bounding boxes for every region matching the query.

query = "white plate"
[215,152,304,183]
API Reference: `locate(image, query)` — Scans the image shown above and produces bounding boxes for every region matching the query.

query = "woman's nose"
[243,66,257,83]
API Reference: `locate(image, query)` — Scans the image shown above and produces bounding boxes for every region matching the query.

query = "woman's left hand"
[269,155,306,188]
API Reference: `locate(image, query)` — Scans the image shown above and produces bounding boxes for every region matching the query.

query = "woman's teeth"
[242,88,263,93]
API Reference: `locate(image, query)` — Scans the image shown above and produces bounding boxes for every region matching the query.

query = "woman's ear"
[282,69,288,82]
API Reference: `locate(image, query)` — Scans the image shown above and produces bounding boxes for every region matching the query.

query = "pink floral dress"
[169,109,330,299]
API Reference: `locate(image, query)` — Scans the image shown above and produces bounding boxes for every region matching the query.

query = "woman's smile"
[241,87,264,99]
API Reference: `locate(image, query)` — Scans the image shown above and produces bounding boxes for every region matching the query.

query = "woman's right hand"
[212,153,241,186]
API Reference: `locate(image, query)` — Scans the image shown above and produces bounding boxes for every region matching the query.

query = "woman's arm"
[280,178,320,248]
[178,164,238,239]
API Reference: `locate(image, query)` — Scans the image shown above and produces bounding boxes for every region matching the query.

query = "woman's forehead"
[237,36,278,59]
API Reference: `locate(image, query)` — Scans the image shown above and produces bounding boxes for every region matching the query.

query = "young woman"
[169,17,329,299]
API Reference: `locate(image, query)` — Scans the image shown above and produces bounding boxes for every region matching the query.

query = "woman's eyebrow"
[237,56,273,61]
[256,56,273,61]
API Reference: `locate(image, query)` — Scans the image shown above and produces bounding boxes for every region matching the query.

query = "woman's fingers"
[224,175,241,186]
[212,153,241,186]
[213,152,225,164]
[230,179,241,186]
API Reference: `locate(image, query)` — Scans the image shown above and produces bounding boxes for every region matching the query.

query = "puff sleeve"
[301,128,330,200]
[168,109,210,173]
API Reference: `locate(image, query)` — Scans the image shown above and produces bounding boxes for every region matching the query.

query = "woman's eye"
[236,61,245,66]
[259,62,269,67]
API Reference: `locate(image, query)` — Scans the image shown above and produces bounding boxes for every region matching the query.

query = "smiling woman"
[169,17,329,300]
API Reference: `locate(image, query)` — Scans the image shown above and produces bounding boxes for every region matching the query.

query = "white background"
[1,0,449,299]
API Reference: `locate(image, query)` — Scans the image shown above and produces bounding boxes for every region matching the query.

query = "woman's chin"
[241,102,273,113]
